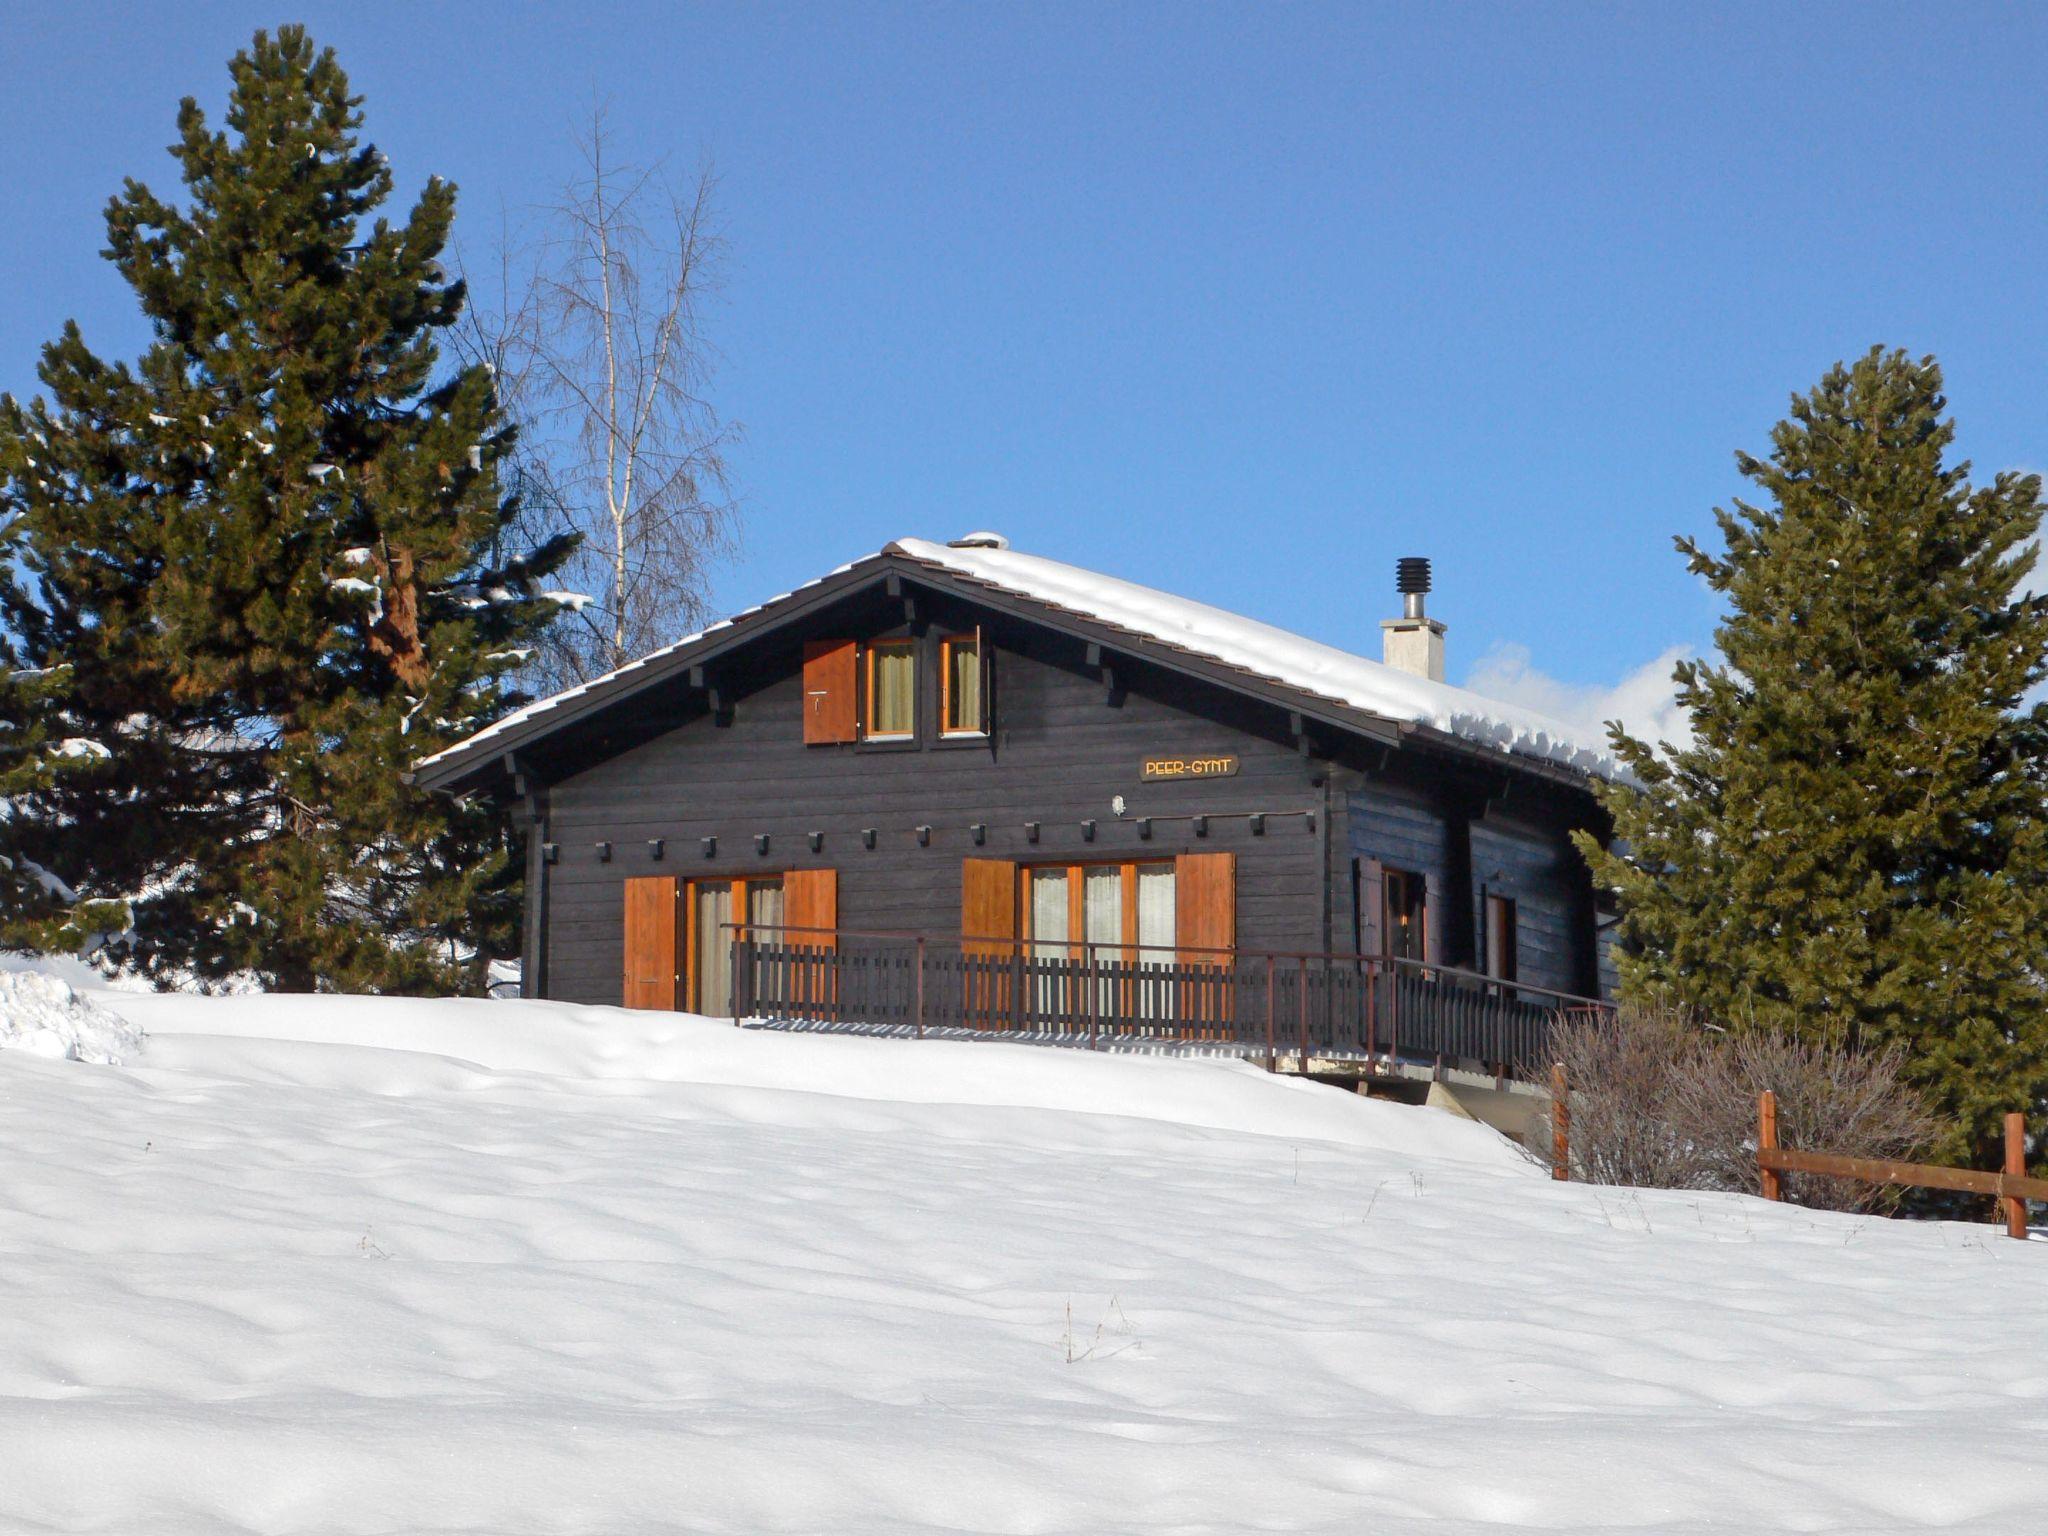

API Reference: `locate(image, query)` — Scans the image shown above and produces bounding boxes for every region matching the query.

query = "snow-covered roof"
[414,536,1620,783]
[885,539,1619,778]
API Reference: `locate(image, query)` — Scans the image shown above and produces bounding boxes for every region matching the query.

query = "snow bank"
[0,988,2038,1534]
[0,968,140,1063]
[114,989,1525,1165]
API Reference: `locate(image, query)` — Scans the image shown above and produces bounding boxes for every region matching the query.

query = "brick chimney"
[1380,556,1445,682]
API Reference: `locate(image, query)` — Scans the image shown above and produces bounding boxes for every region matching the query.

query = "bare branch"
[452,108,739,691]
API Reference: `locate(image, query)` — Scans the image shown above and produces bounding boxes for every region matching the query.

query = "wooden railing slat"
[728,927,1601,1072]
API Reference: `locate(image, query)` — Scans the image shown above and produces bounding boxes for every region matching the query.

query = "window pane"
[1083,866,1121,1018]
[1135,864,1176,1021]
[871,644,915,736]
[748,879,784,935]
[1385,870,1426,961]
[694,883,733,1015]
[1083,867,1122,948]
[1030,869,1070,958]
[1136,866,1175,955]
[1030,868,1070,1022]
[947,638,982,732]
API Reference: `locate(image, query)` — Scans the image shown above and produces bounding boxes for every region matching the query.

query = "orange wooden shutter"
[622,876,680,1010]
[784,868,838,948]
[1175,852,1236,1029]
[962,859,1018,1026]
[784,868,838,1015]
[802,639,858,744]
[1174,852,1236,955]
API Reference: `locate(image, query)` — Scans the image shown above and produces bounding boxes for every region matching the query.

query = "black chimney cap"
[1396,556,1432,595]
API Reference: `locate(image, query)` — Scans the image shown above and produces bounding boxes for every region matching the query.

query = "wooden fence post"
[1550,1062,1569,1182]
[1758,1090,1782,1202]
[2005,1111,2028,1241]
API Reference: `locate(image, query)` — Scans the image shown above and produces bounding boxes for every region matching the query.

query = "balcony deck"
[724,925,1609,1084]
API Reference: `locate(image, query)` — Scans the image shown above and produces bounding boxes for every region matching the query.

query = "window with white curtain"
[1135,864,1176,1019]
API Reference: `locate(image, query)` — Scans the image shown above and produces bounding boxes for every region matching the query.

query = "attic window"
[865,639,917,740]
[941,632,987,736]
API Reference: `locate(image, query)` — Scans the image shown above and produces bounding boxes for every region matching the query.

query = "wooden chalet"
[411,534,1618,1074]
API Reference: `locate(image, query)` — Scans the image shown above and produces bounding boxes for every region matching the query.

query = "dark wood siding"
[540,620,1327,1006]
[1345,779,1454,960]
[1469,814,1591,996]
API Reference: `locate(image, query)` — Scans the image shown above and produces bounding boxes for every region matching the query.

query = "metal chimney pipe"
[1395,556,1432,620]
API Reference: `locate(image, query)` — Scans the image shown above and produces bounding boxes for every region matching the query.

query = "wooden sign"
[1141,754,1240,782]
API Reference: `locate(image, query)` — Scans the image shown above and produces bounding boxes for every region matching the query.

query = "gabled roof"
[411,535,1621,792]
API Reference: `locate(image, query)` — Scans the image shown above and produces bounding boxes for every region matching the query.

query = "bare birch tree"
[457,112,739,691]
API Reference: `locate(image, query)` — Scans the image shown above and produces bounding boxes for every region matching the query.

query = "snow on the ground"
[0,979,2042,1534]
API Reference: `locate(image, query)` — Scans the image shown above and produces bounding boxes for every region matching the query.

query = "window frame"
[1382,867,1428,962]
[1483,890,1518,984]
[1017,858,1176,958]
[861,638,919,742]
[1017,857,1178,1026]
[684,873,788,1014]
[939,629,989,738]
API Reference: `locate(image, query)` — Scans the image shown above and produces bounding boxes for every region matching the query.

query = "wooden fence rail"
[1757,1090,2043,1239]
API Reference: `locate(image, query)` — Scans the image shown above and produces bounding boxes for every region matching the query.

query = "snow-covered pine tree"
[0,27,573,991]
[1579,348,2048,1168]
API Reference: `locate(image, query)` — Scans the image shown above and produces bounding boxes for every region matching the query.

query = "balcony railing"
[722,924,1610,1076]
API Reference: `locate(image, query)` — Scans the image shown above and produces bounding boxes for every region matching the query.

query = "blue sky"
[4,3,2043,738]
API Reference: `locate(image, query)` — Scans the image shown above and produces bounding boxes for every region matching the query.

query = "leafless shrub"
[1677,1028,1937,1211]
[1548,1001,1719,1190]
[1549,1001,1937,1213]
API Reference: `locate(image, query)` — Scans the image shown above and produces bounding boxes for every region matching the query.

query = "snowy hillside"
[1,981,2041,1534]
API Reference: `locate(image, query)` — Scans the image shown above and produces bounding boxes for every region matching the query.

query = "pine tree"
[1580,348,2048,1167]
[0,27,572,991]
[0,660,103,944]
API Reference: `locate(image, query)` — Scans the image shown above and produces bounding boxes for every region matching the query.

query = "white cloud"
[1463,642,1695,750]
